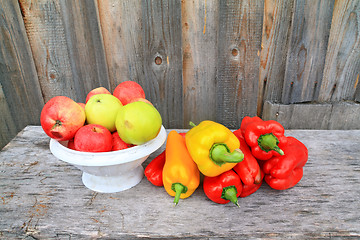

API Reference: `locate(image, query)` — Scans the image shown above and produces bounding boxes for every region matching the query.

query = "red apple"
[40,96,86,141]
[113,81,145,105]
[74,124,112,152]
[67,138,76,150]
[78,102,86,111]
[85,87,111,103]
[78,103,86,121]
[112,131,134,151]
[128,97,153,106]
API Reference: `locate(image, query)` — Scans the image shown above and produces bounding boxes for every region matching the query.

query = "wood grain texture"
[58,0,110,102]
[216,0,263,128]
[1,126,360,239]
[2,0,360,149]
[0,84,17,149]
[257,0,295,116]
[141,0,183,128]
[99,0,183,128]
[282,0,334,104]
[182,0,218,126]
[328,101,360,129]
[19,0,110,103]
[97,0,144,91]
[0,0,44,149]
[263,100,360,129]
[262,101,332,129]
[318,0,360,102]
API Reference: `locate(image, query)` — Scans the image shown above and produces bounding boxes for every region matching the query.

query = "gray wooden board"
[282,0,334,104]
[181,0,218,126]
[257,0,294,115]
[0,0,44,149]
[1,126,360,239]
[19,0,110,103]
[141,0,184,129]
[263,101,360,130]
[216,0,263,128]
[318,0,360,102]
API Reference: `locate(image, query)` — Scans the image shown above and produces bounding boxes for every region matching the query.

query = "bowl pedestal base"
[81,165,144,193]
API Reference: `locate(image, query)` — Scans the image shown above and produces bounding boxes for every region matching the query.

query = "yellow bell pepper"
[163,130,200,205]
[185,120,244,177]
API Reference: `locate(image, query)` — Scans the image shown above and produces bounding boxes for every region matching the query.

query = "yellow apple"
[115,101,162,145]
[85,94,123,132]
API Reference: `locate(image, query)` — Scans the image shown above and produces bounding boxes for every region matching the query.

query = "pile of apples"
[40,81,162,152]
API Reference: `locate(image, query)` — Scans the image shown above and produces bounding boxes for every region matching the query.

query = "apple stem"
[55,120,62,126]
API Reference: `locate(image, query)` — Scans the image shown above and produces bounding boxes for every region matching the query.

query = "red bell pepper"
[240,116,263,136]
[144,150,165,186]
[244,119,287,160]
[261,136,308,190]
[240,170,264,198]
[203,170,242,207]
[232,129,262,185]
[144,133,186,187]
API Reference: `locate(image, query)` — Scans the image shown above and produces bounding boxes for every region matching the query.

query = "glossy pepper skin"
[144,133,186,187]
[240,116,263,137]
[203,170,242,206]
[232,129,262,185]
[163,130,200,205]
[144,150,165,186]
[240,170,264,198]
[262,136,308,190]
[185,120,244,177]
[244,120,287,160]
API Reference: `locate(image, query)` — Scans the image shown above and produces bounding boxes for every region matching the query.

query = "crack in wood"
[86,192,98,206]
[22,161,39,173]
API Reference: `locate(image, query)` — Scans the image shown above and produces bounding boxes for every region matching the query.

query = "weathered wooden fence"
[1,0,359,149]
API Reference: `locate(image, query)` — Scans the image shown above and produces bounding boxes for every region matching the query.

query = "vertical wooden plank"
[97,0,144,91]
[318,0,360,102]
[19,0,76,102]
[98,0,183,128]
[282,0,334,104]
[0,84,17,149]
[216,0,264,128]
[19,0,110,103]
[141,0,183,128]
[0,0,44,148]
[59,0,110,102]
[182,0,219,127]
[257,0,294,116]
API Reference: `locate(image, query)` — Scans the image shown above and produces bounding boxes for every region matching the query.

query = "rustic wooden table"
[1,126,359,239]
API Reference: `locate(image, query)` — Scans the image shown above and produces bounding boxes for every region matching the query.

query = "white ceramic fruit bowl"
[49,125,167,193]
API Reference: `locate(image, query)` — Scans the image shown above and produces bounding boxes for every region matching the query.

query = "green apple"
[115,101,162,145]
[85,94,123,132]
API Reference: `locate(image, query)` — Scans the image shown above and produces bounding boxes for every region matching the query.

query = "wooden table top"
[1,126,359,239]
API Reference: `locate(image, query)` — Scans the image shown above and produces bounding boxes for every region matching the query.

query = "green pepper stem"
[210,143,244,166]
[258,133,284,155]
[189,121,197,128]
[171,183,187,206]
[222,186,239,207]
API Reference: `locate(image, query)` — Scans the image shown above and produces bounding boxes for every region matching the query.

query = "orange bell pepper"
[162,130,200,205]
